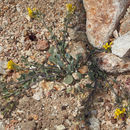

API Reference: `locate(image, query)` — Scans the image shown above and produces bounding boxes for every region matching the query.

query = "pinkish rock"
[96,52,130,73]
[83,0,129,48]
[67,41,87,62]
[119,5,130,35]
[36,40,49,51]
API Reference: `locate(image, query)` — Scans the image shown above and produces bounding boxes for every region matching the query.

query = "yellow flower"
[7,60,17,70]
[105,82,109,87]
[103,42,113,50]
[66,4,75,14]
[114,108,126,119]
[109,42,113,46]
[27,7,33,18]
[122,108,126,113]
[27,7,38,19]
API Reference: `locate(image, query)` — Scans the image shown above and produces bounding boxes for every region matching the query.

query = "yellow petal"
[66,3,75,14]
[110,42,113,45]
[27,8,32,13]
[106,42,108,46]
[33,8,36,11]
[122,108,126,112]
[7,60,17,70]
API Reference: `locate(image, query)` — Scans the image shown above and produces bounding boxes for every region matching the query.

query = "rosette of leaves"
[48,45,83,84]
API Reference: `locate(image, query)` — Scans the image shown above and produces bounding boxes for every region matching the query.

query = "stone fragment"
[50,0,55,4]
[40,80,54,96]
[126,118,130,130]
[20,121,36,130]
[96,52,130,73]
[83,0,129,48]
[0,60,7,69]
[68,28,87,42]
[72,72,80,80]
[0,68,6,75]
[53,82,65,91]
[32,86,43,101]
[0,122,4,130]
[55,124,65,130]
[36,40,49,51]
[0,60,7,75]
[78,65,88,74]
[120,17,130,35]
[68,41,87,62]
[16,4,21,12]
[113,30,119,39]
[112,31,130,58]
[26,50,32,56]
[119,6,130,35]
[0,46,3,54]
[25,15,31,21]
[31,83,38,89]
[89,117,100,130]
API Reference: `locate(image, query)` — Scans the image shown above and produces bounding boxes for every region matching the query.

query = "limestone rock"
[112,31,130,59]
[96,52,130,73]
[83,0,129,48]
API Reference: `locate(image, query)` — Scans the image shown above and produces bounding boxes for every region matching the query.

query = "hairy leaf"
[63,75,73,85]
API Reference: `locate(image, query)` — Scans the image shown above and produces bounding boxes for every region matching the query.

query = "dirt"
[0,0,129,130]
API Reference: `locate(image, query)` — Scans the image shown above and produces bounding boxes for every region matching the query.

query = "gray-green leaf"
[63,75,73,85]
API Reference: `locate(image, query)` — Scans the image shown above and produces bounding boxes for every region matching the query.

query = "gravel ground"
[0,0,129,130]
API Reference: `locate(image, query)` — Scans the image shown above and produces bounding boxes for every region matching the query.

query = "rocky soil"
[0,0,130,130]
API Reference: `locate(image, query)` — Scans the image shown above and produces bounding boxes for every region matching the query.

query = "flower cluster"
[7,60,17,70]
[114,108,126,119]
[27,7,39,19]
[66,3,76,14]
[103,42,113,50]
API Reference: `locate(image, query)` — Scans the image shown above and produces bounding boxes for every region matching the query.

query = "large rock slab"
[83,0,129,48]
[112,31,130,58]
[96,52,130,73]
[119,5,130,35]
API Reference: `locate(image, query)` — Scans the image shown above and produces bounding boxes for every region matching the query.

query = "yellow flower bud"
[7,60,17,70]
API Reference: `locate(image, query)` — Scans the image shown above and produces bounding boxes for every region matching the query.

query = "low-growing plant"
[0,3,129,122]
[103,42,113,52]
[0,4,85,117]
